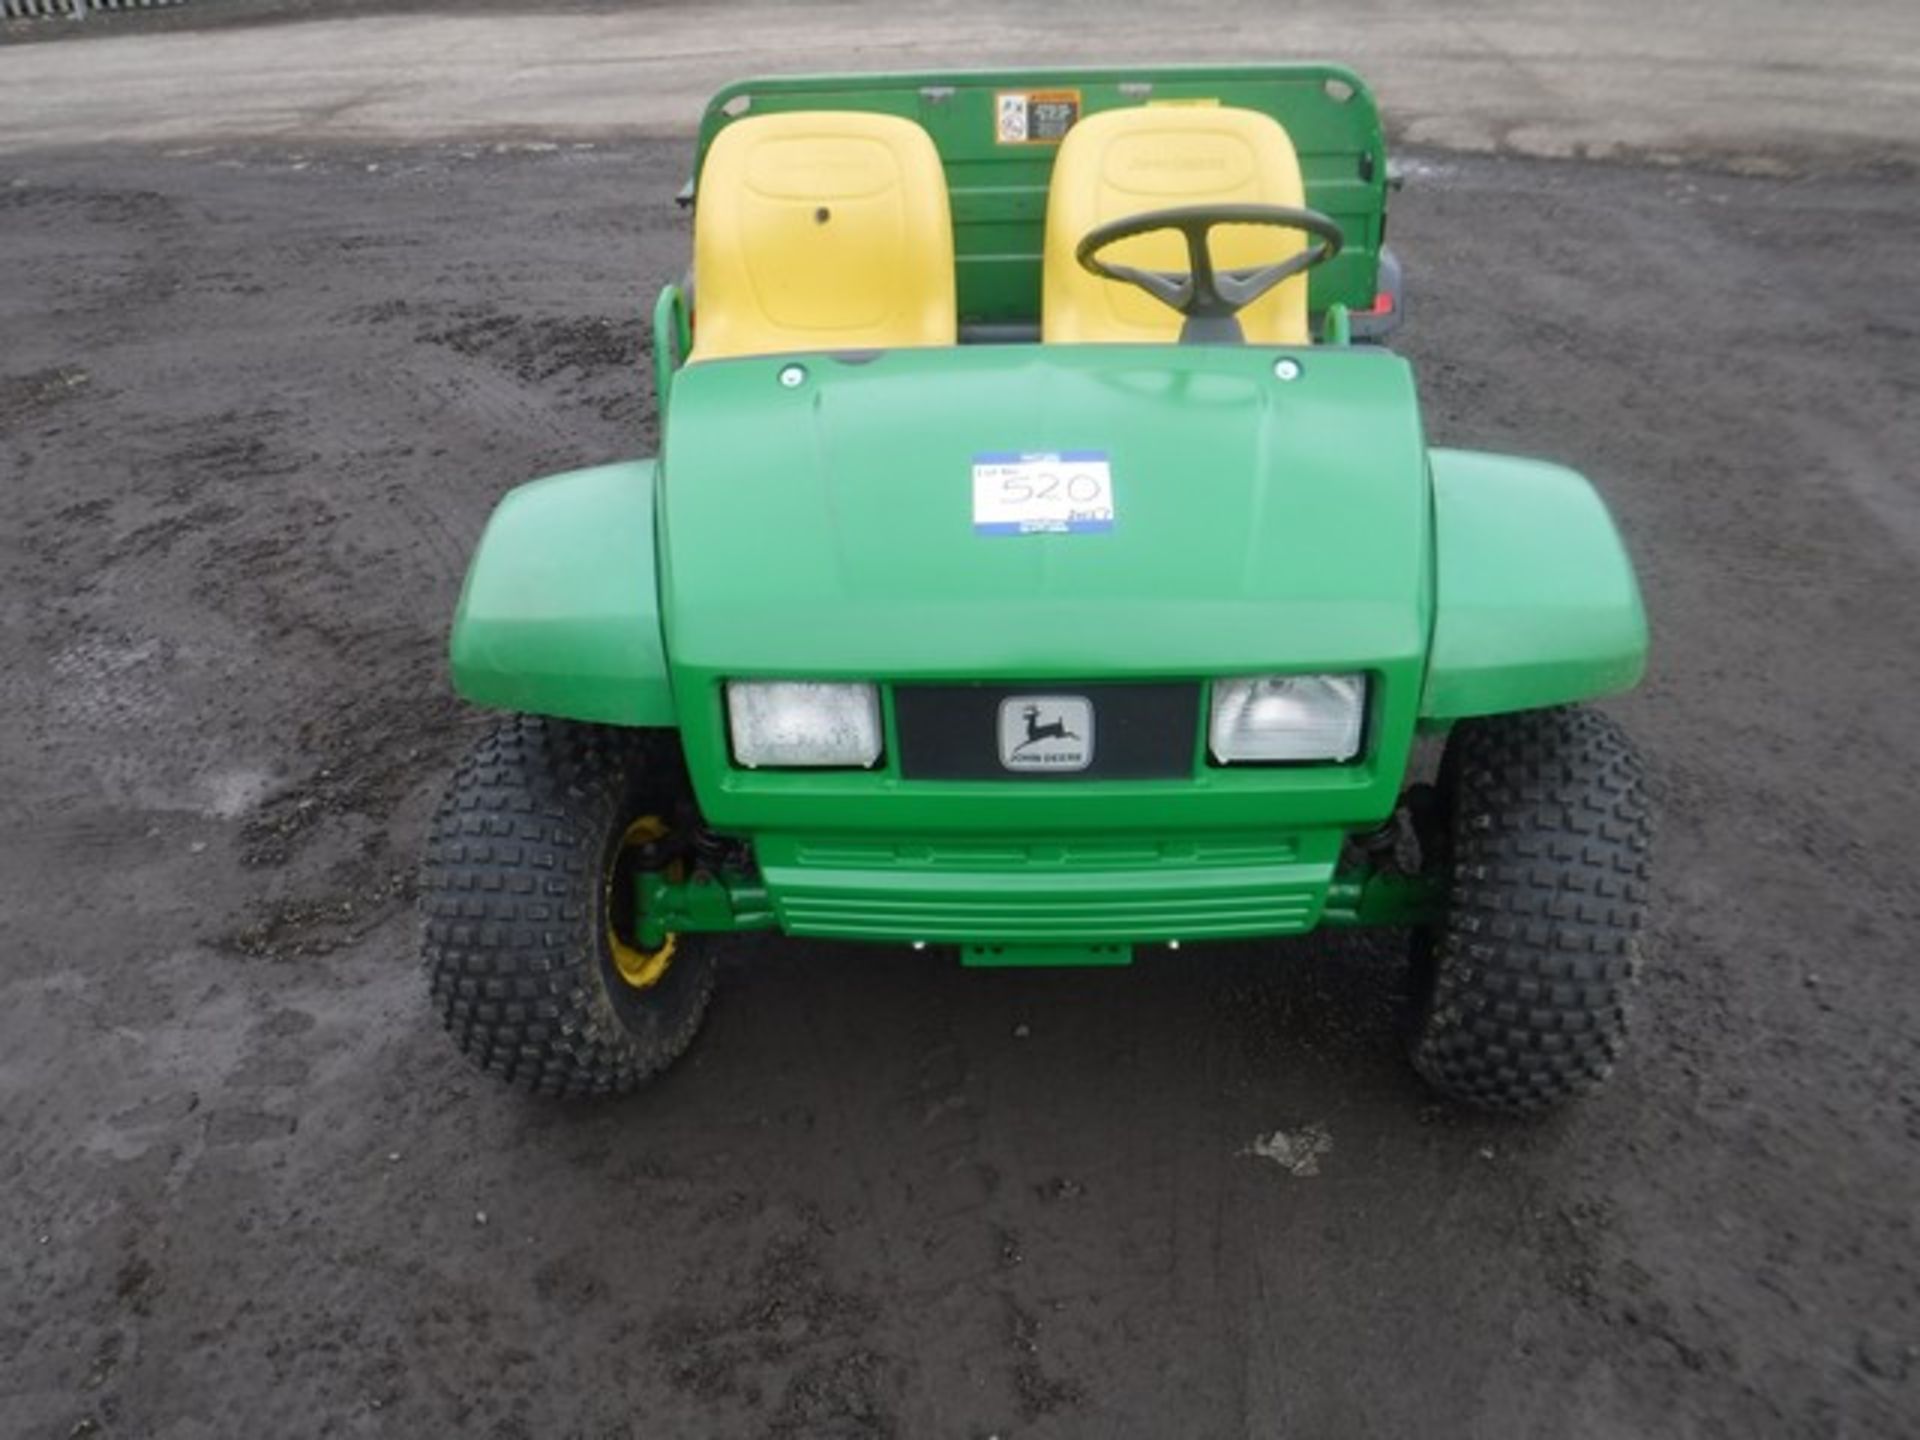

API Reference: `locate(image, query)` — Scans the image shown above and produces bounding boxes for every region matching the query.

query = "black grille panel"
[893,682,1200,780]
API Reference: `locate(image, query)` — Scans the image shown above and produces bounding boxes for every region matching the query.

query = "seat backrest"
[1042,107,1312,346]
[689,112,956,362]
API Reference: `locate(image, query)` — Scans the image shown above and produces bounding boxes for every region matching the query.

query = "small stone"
[189,840,208,854]
[1478,1145,1496,1161]
[1242,1124,1333,1177]
[474,1210,488,1226]
[1013,1024,1031,1039]
[386,1152,400,1163]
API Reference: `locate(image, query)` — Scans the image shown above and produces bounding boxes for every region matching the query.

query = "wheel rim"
[606,814,679,991]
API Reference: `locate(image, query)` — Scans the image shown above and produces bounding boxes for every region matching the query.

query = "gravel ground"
[7,0,1920,172]
[2,134,1917,1438]
[0,0,615,42]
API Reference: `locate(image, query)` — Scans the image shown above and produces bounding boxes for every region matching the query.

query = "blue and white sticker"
[972,451,1114,536]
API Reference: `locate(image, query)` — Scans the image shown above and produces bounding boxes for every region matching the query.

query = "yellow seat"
[689,112,956,362]
[1042,107,1313,346]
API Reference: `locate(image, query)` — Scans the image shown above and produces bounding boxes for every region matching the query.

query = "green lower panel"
[962,943,1133,968]
[756,831,1341,944]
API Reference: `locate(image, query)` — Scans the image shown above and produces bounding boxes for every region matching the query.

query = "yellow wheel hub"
[607,815,679,991]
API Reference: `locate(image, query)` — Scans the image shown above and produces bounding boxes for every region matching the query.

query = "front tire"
[421,715,715,1099]
[1408,705,1652,1113]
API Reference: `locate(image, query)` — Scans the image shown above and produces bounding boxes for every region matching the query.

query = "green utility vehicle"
[423,66,1651,1113]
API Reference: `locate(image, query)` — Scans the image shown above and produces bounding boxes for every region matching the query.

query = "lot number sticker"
[973,452,1114,535]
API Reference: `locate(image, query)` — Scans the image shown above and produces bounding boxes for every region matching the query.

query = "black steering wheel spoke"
[1074,203,1345,344]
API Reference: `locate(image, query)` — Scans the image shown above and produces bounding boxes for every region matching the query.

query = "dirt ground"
[3,122,1919,1440]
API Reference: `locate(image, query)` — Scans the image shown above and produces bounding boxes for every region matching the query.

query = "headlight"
[726,681,883,768]
[1209,674,1367,763]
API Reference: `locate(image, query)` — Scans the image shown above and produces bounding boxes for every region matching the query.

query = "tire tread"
[1411,705,1651,1113]
[420,715,713,1099]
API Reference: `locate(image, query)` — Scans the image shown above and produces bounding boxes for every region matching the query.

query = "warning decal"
[994,90,1081,145]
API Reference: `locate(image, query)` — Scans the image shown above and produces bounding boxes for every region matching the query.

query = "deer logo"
[998,695,1094,771]
[1013,704,1081,753]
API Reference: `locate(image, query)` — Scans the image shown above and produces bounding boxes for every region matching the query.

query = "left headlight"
[1209,674,1368,764]
[726,681,883,769]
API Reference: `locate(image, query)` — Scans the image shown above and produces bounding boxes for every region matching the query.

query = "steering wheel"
[1074,203,1345,344]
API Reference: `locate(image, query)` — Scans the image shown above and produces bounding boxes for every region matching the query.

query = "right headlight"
[1208,674,1368,764]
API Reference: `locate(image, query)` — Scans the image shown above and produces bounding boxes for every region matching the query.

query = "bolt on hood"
[660,344,1432,680]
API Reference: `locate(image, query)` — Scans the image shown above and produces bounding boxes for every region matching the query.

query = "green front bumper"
[635,830,1435,949]
[755,831,1343,944]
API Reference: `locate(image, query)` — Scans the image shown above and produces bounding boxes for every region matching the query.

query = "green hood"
[660,344,1431,680]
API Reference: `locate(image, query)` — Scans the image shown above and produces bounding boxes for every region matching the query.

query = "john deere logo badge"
[998,696,1094,772]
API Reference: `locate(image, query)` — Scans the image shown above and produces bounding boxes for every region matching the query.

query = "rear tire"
[1408,705,1651,1113]
[421,715,715,1099]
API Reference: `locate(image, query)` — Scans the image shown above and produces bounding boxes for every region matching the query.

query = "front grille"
[893,681,1200,780]
[790,836,1301,867]
[759,833,1334,943]
[774,888,1321,943]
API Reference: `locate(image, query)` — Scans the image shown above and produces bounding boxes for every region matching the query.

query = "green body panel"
[692,65,1389,325]
[449,461,675,726]
[660,344,1431,842]
[1421,449,1648,720]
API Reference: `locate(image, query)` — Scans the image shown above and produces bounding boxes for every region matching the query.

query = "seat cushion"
[690,112,956,361]
[1042,107,1311,345]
